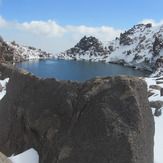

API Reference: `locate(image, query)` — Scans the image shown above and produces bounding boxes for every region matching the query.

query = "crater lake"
[16,59,151,81]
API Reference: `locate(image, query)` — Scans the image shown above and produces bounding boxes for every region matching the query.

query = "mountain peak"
[74,36,103,51]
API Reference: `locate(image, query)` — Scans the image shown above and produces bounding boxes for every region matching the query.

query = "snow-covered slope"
[55,23,163,75]
[0,36,53,63]
[7,41,52,62]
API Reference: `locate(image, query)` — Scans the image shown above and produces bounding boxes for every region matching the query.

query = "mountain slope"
[0,38,52,63]
[55,23,163,75]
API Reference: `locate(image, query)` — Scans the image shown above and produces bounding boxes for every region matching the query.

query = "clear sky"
[0,0,163,53]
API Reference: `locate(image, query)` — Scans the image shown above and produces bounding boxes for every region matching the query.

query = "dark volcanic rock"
[153,36,163,56]
[120,32,133,46]
[0,66,154,163]
[58,36,105,60]
[75,36,104,52]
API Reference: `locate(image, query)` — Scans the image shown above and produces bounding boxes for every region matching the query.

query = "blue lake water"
[16,59,151,81]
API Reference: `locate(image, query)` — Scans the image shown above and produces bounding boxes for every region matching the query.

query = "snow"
[154,113,163,163]
[0,78,9,100]
[144,77,163,102]
[8,148,39,163]
[6,42,53,62]
[144,76,163,163]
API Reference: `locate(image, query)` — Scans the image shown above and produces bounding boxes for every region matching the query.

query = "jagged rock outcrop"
[75,36,104,52]
[56,36,106,61]
[0,64,154,163]
[55,23,163,75]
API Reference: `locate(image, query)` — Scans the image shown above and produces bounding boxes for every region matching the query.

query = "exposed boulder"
[149,84,162,90]
[150,100,163,109]
[0,65,154,163]
[154,109,162,117]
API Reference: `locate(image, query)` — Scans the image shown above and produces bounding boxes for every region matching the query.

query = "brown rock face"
[0,65,154,163]
[0,37,14,63]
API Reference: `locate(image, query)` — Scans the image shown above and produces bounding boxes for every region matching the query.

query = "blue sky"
[0,0,163,53]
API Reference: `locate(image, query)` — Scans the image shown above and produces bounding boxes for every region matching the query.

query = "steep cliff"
[0,65,154,163]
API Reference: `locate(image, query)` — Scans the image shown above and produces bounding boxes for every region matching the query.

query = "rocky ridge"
[0,37,52,63]
[55,23,163,76]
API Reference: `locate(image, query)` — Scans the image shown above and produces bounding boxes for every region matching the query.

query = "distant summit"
[55,36,106,61]
[55,23,163,75]
[74,36,103,51]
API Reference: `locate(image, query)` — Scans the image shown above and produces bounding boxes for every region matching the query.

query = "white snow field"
[0,78,9,100]
[8,148,39,163]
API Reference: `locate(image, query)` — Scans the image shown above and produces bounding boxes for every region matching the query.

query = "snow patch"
[8,148,39,163]
[144,76,163,163]
[0,78,9,100]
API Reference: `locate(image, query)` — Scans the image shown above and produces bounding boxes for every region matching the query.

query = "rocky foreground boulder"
[0,65,154,163]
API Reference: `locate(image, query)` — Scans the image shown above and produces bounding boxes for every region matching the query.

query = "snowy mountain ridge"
[7,41,53,62]
[55,23,163,75]
[7,41,51,62]
[0,37,52,63]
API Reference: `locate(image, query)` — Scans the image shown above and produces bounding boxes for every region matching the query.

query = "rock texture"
[0,65,154,163]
